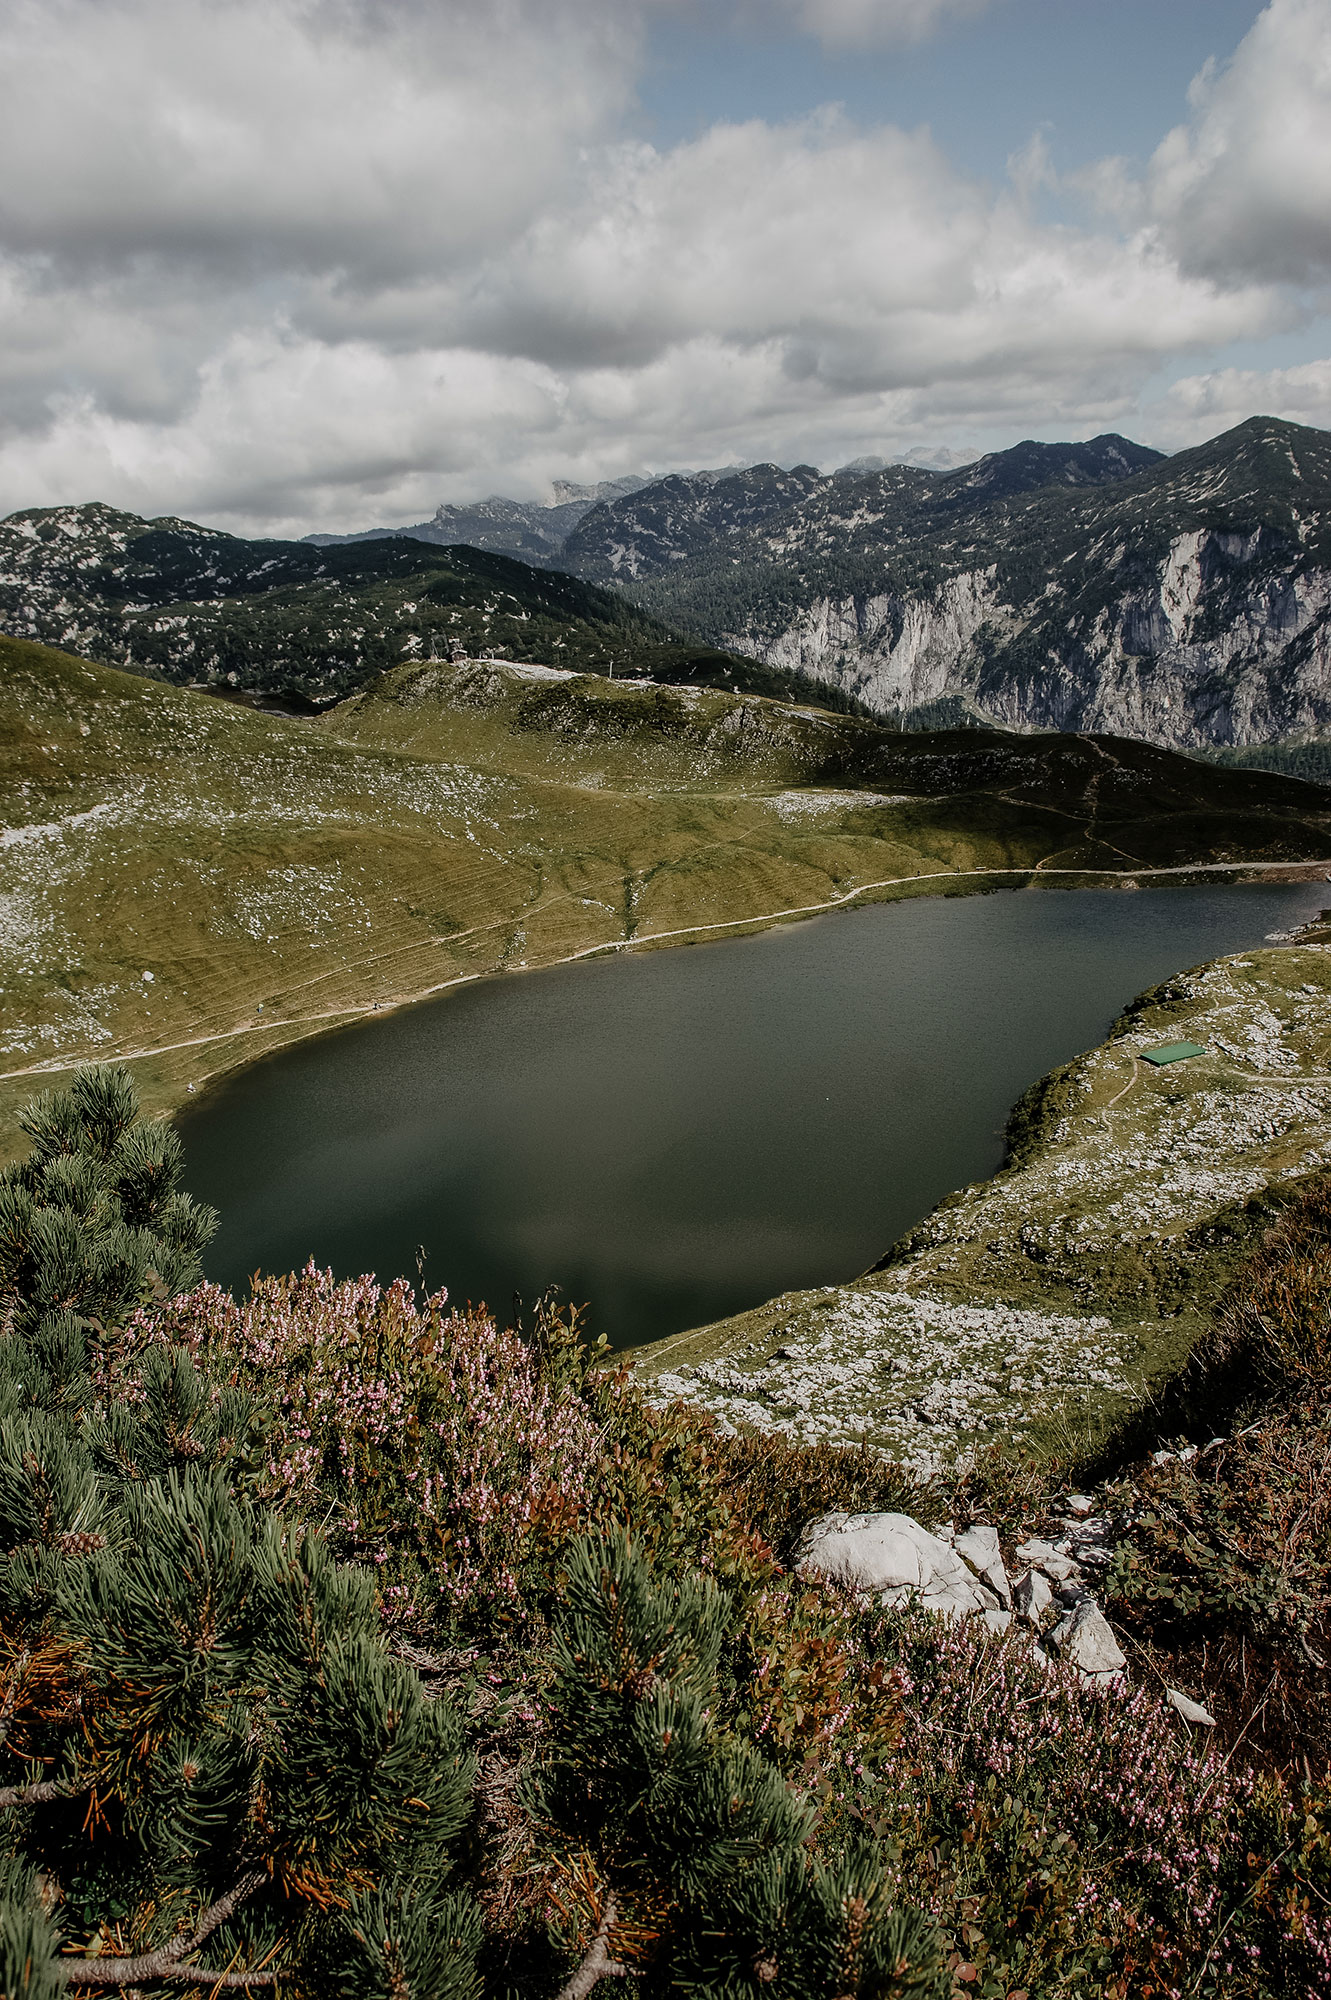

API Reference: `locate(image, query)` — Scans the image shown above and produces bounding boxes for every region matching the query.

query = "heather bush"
[126,1268,608,1629]
[1095,1174,1331,1768]
[857,1608,1331,2000]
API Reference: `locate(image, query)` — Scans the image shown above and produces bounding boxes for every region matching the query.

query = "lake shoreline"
[7,856,1329,1136]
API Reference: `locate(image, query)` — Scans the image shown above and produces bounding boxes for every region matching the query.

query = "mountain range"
[5,419,1331,753]
[565,420,1331,752]
[292,421,1331,754]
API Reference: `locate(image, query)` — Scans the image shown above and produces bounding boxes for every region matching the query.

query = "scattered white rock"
[1166,1688,1216,1727]
[955,1523,1011,1608]
[1013,1568,1053,1628]
[1049,1600,1126,1680]
[796,1511,987,1620]
[1067,1494,1094,1515]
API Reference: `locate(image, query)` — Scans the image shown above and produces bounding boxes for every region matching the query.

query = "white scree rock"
[796,1511,988,1620]
[1049,1600,1127,1679]
[955,1523,1011,1609]
[1166,1688,1217,1727]
[1013,1568,1054,1628]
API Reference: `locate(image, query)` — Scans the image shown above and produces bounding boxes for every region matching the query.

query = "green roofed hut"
[1141,1041,1206,1067]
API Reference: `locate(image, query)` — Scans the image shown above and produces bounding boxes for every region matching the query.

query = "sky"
[0,0,1329,537]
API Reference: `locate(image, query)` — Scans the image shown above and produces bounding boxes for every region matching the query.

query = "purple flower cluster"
[127,1264,604,1616]
[871,1611,1331,1995]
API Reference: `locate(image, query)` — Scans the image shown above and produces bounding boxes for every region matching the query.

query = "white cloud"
[1148,356,1331,448]
[1141,0,1331,285]
[0,0,1325,533]
[758,0,990,48]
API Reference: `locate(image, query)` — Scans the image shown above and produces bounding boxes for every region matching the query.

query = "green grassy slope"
[5,631,1331,1157]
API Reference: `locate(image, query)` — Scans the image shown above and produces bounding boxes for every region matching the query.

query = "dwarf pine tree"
[0,1069,943,1998]
[0,1069,482,1997]
[529,1533,945,2000]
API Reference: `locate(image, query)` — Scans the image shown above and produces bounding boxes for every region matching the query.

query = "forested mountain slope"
[0,501,798,706]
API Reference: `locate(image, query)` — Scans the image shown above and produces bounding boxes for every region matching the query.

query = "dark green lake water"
[180,882,1326,1348]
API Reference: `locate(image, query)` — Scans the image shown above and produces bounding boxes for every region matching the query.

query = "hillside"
[6,631,1331,1153]
[0,500,823,708]
[636,921,1331,1463]
[592,419,1331,752]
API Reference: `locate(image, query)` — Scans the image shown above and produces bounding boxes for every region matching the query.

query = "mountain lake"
[180,881,1329,1348]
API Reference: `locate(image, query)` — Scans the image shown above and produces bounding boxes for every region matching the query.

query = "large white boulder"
[796,1511,988,1620]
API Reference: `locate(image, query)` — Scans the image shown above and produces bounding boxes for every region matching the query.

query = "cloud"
[1141,0,1331,285]
[753,0,991,47]
[0,0,638,283]
[0,0,1325,533]
[1148,356,1331,447]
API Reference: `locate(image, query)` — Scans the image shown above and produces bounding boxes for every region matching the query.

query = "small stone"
[1066,1494,1094,1515]
[1166,1688,1216,1727]
[1040,1553,1082,1583]
[1013,1569,1053,1627]
[1049,1600,1127,1678]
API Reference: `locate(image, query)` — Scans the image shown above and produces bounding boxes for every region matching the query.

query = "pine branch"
[58,1873,270,1989]
[554,1898,630,2000]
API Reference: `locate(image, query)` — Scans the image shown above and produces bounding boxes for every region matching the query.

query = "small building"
[1141,1041,1205,1067]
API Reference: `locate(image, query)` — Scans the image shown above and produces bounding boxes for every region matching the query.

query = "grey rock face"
[1013,1569,1054,1628]
[955,1523,1011,1608]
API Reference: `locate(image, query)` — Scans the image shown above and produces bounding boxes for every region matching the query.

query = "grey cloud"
[0,0,637,283]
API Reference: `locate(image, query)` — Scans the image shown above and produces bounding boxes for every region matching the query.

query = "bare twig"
[0,1649,32,1751]
[0,1776,78,1809]
[58,1873,267,1988]
[554,1896,631,2000]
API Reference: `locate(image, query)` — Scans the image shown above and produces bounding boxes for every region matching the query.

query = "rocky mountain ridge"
[607,419,1331,753]
[301,473,653,559]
